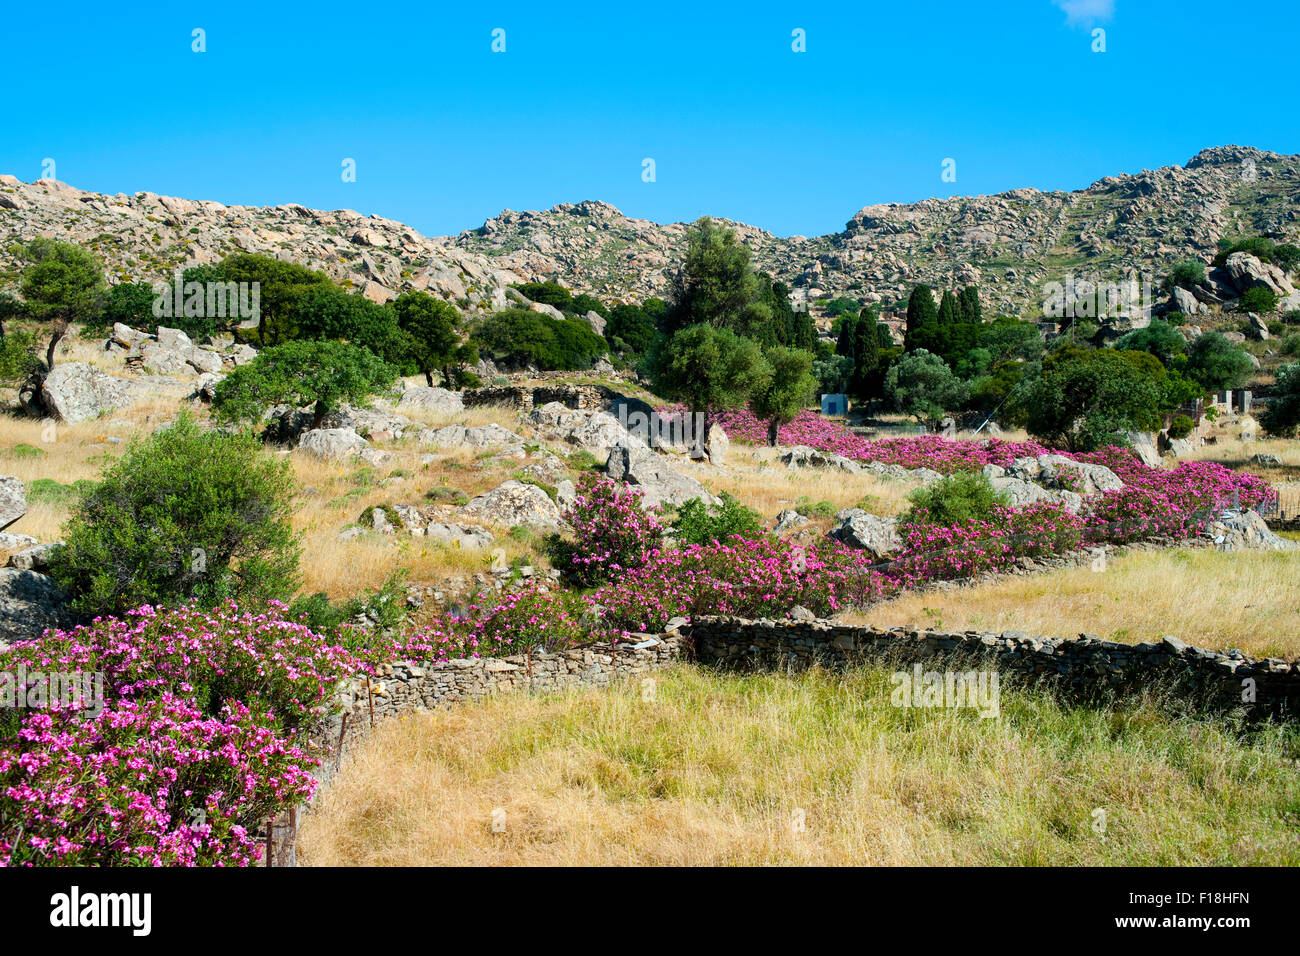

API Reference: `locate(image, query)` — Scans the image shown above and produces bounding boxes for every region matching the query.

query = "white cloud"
[1053,0,1115,27]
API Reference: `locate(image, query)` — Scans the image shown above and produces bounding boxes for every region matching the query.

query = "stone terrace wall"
[277,635,682,865]
[464,383,620,411]
[687,616,1299,719]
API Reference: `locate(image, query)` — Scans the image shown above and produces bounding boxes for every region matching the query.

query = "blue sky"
[2,0,1296,239]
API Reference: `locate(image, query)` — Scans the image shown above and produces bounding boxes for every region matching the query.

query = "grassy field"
[840,547,1300,660]
[297,663,1300,866]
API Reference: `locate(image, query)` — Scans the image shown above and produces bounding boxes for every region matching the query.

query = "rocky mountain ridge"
[2,145,1298,322]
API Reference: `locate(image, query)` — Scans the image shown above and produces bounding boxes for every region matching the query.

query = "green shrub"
[0,329,40,384]
[1240,287,1278,314]
[900,471,1009,529]
[425,485,469,505]
[795,496,835,518]
[8,443,45,460]
[26,477,98,505]
[1281,334,1300,357]
[1169,261,1206,289]
[288,570,410,643]
[671,492,764,546]
[1167,414,1194,440]
[49,412,300,617]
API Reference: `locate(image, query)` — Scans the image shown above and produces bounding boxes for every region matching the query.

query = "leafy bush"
[547,474,663,587]
[900,471,1009,529]
[671,492,764,546]
[212,339,399,428]
[1167,414,1194,440]
[884,349,969,426]
[1168,261,1207,289]
[1260,363,1300,438]
[1240,287,1278,314]
[0,329,38,385]
[471,308,607,371]
[49,413,300,617]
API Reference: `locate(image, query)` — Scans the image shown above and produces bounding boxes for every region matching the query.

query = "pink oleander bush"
[889,503,1086,585]
[591,536,893,633]
[0,602,372,867]
[709,407,1047,470]
[396,584,592,660]
[548,474,664,586]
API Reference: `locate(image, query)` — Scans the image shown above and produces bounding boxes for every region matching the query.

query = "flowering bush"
[397,585,591,660]
[890,503,1085,585]
[592,537,892,633]
[549,474,664,586]
[0,602,367,866]
[709,407,1047,470]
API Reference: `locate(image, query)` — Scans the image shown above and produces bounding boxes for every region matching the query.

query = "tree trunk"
[46,320,68,371]
[313,401,328,429]
[424,369,434,387]
[767,419,779,446]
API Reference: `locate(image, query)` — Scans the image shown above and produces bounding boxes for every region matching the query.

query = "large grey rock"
[582,310,607,337]
[1223,252,1295,298]
[7,542,64,573]
[774,509,809,534]
[990,476,1082,512]
[155,326,194,350]
[398,386,464,413]
[137,341,196,377]
[565,411,645,456]
[0,477,25,531]
[40,362,133,423]
[1171,285,1203,315]
[1204,509,1296,552]
[1250,453,1283,467]
[0,568,73,644]
[425,522,495,548]
[183,346,224,374]
[297,428,369,460]
[1124,431,1161,468]
[606,444,718,510]
[830,510,900,558]
[1031,454,1125,495]
[416,423,524,449]
[1246,313,1270,341]
[781,445,862,473]
[460,480,562,530]
[111,323,150,348]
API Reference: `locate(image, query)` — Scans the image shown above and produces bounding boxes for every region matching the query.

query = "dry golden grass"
[839,547,1300,659]
[686,445,913,518]
[297,664,1300,866]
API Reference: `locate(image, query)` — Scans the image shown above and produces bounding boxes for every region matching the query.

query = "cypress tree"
[835,312,859,358]
[960,285,982,324]
[904,286,937,351]
[937,290,961,325]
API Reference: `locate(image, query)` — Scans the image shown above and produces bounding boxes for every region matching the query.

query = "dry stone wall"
[687,616,1299,719]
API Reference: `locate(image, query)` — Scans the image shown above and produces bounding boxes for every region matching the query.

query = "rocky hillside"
[445,145,1300,319]
[2,145,1298,321]
[0,175,530,315]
